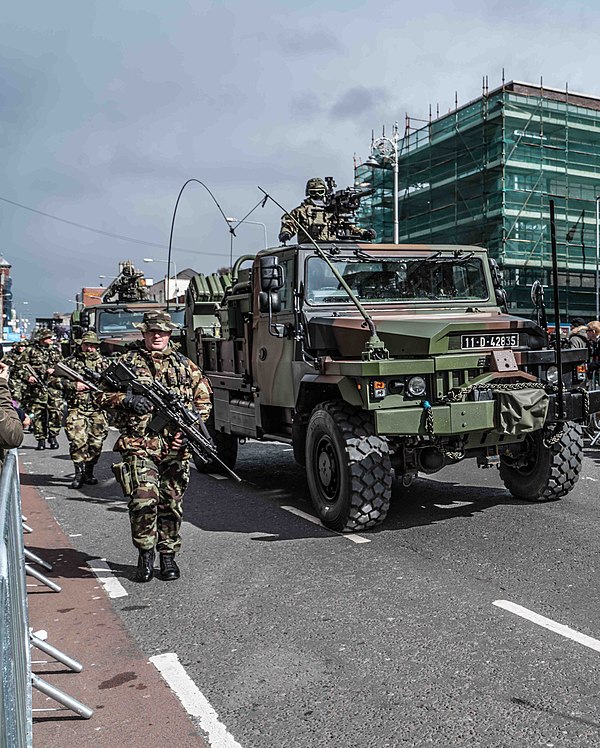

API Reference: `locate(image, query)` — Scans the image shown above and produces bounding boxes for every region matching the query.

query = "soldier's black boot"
[160,553,180,581]
[135,550,155,583]
[48,436,59,450]
[69,464,85,489]
[82,462,98,485]
[36,439,46,451]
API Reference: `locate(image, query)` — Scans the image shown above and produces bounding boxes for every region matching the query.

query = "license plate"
[461,333,519,350]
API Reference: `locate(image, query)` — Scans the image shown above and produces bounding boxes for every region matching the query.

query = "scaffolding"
[356,80,600,318]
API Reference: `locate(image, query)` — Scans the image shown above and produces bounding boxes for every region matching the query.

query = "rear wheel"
[193,416,238,474]
[306,401,392,532]
[499,421,583,501]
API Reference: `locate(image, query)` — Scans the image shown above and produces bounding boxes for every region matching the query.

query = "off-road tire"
[499,421,584,501]
[305,401,392,532]
[193,416,238,474]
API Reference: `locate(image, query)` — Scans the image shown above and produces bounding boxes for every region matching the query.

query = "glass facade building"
[355,81,600,318]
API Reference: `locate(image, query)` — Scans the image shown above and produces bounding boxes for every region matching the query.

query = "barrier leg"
[24,548,53,571]
[31,673,93,719]
[25,564,62,593]
[30,633,83,673]
[22,521,33,533]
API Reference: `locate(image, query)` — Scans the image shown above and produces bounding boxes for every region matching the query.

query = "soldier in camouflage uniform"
[24,329,64,450]
[279,177,338,244]
[96,310,212,583]
[61,331,109,489]
[0,361,24,468]
[4,340,29,405]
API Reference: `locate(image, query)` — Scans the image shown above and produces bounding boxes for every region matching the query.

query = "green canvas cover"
[495,389,549,436]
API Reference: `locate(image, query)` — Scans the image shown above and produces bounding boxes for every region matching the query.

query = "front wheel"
[305,401,392,532]
[499,421,584,501]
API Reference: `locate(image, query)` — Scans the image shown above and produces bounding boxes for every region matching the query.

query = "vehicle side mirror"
[260,256,284,292]
[259,291,281,315]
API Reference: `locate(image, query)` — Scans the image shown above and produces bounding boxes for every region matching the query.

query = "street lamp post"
[226,218,268,249]
[143,258,178,302]
[367,122,399,244]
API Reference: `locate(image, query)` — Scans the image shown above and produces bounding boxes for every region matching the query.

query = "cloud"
[330,86,389,120]
[278,28,343,57]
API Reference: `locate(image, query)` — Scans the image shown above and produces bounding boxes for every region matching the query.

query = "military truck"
[185,242,599,532]
[71,260,186,356]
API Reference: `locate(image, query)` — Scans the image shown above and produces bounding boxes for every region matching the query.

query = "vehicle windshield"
[97,308,185,334]
[305,255,489,304]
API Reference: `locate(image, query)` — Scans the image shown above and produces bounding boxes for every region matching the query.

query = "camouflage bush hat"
[134,310,178,333]
[80,331,101,345]
[35,328,54,341]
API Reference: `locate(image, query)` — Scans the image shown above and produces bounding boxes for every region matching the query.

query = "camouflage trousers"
[121,454,191,554]
[65,408,109,464]
[28,388,64,439]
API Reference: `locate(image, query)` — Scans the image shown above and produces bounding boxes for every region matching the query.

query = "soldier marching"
[59,330,109,489]
[23,328,64,450]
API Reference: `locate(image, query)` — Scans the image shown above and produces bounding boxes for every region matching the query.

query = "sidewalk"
[21,476,209,747]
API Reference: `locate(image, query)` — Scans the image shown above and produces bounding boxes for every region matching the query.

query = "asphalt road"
[20,429,600,748]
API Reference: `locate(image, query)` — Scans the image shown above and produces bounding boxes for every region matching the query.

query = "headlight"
[546,365,559,384]
[406,375,427,397]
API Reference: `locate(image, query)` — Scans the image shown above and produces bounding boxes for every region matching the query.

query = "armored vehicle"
[71,260,185,356]
[185,242,599,532]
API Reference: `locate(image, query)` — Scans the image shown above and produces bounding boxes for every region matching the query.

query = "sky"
[3,0,600,321]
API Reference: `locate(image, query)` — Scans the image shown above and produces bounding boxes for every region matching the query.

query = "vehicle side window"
[278,258,294,310]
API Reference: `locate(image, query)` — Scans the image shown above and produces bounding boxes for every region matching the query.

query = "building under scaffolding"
[355,81,600,318]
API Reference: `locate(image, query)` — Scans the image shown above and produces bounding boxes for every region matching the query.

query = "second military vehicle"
[72,260,186,356]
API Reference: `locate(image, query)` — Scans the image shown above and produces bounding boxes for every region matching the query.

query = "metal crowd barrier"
[0,450,32,748]
[1,448,93,747]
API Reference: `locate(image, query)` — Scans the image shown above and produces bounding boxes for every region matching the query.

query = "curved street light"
[365,122,399,244]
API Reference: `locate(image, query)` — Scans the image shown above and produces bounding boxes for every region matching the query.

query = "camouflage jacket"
[4,348,28,385]
[0,378,24,467]
[280,200,338,243]
[96,342,212,459]
[24,342,63,382]
[60,350,108,411]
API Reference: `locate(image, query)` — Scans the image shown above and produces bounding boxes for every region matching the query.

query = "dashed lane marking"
[494,600,600,653]
[87,558,128,599]
[208,473,228,481]
[281,506,371,544]
[150,652,244,748]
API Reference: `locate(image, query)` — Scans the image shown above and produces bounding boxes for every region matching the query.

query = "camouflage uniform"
[96,311,211,579]
[24,330,64,449]
[61,331,109,487]
[279,178,337,244]
[0,377,24,469]
[4,341,29,404]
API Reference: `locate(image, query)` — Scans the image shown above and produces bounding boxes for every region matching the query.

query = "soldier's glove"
[123,392,154,415]
[278,230,291,244]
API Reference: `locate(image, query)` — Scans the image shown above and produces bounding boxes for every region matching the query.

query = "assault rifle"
[54,360,241,482]
[23,363,48,392]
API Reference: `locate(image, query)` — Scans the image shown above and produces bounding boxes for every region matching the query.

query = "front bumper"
[373,387,600,437]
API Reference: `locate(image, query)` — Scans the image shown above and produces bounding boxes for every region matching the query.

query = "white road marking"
[150,652,244,748]
[433,500,474,509]
[208,473,228,481]
[494,600,600,653]
[44,496,57,500]
[281,506,371,544]
[69,533,82,538]
[87,558,128,599]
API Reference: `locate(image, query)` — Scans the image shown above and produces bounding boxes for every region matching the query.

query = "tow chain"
[422,381,571,454]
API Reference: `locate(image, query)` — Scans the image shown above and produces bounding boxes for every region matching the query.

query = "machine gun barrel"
[103,360,242,483]
[24,363,48,392]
